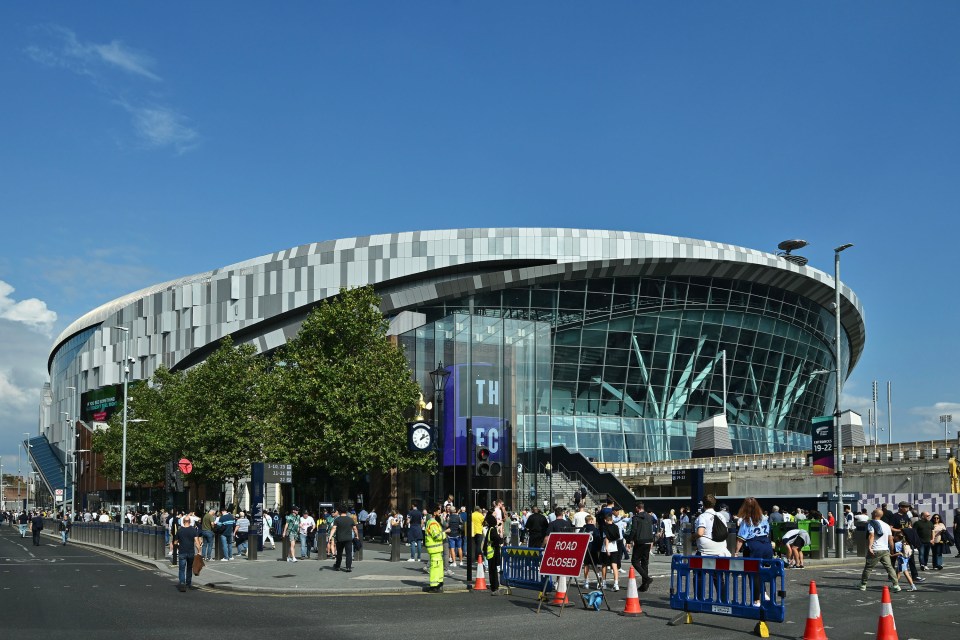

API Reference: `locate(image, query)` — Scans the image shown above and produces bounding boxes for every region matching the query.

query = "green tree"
[91,367,186,485]
[269,286,429,490]
[178,337,273,504]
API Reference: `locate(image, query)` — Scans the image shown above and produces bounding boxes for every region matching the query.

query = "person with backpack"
[215,508,236,561]
[693,494,731,557]
[628,501,655,592]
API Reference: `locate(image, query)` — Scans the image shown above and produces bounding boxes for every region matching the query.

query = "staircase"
[519,446,637,511]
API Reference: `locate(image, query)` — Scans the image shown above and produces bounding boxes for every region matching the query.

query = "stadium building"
[33,228,865,509]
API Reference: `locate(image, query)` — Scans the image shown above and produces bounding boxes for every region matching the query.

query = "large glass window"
[412,274,847,462]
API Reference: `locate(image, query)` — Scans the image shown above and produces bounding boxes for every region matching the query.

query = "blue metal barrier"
[670,555,786,628]
[501,546,554,595]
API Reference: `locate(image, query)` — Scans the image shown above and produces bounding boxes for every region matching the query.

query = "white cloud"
[27,25,160,81]
[126,104,200,153]
[0,369,32,409]
[25,25,200,153]
[0,280,57,334]
[904,402,960,441]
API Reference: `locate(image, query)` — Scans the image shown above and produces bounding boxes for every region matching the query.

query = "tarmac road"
[1,524,958,639]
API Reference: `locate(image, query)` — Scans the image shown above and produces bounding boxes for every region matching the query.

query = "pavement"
[37,526,854,595]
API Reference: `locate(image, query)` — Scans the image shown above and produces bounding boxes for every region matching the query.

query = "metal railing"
[46,519,168,561]
[594,440,956,478]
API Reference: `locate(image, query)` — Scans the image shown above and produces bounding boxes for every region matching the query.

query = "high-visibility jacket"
[425,518,445,554]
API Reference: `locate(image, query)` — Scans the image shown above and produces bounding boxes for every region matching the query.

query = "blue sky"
[1,2,958,473]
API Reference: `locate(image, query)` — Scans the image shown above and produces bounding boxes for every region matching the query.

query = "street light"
[428,361,450,502]
[23,433,32,510]
[114,326,130,545]
[61,411,71,515]
[833,242,853,560]
[544,461,553,510]
[941,415,953,448]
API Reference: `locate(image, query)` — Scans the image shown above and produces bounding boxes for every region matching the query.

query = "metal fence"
[47,519,168,561]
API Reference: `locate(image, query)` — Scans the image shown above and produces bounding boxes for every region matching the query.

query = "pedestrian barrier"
[670,555,786,637]
[500,546,554,595]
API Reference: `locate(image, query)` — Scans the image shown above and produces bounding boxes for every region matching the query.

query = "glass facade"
[407,275,850,463]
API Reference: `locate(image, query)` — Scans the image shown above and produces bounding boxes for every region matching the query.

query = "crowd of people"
[6,495,957,597]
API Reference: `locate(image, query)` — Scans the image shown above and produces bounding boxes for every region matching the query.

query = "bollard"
[355,539,363,562]
[319,533,328,560]
[681,524,694,556]
[391,534,401,561]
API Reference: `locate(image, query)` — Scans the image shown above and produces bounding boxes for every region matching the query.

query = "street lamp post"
[23,433,32,510]
[114,326,130,546]
[428,362,450,503]
[61,411,70,515]
[544,461,553,510]
[833,243,853,560]
[941,415,953,449]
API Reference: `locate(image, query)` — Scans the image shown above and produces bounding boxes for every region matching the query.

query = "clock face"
[412,427,432,449]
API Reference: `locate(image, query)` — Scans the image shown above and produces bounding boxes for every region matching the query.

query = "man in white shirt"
[572,506,588,531]
[859,509,901,592]
[694,495,731,557]
[367,509,377,541]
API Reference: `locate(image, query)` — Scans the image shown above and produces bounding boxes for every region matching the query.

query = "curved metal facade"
[44,228,866,462]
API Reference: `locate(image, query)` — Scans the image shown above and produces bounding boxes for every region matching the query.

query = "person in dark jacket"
[483,513,503,595]
[31,511,44,546]
[525,507,549,548]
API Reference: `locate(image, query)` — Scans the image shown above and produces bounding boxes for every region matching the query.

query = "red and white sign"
[178,458,193,474]
[538,532,591,577]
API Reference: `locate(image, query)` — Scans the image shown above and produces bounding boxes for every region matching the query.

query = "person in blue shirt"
[734,497,773,607]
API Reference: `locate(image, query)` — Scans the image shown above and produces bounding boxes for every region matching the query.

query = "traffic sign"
[55,489,64,497]
[538,532,591,578]
[178,458,193,474]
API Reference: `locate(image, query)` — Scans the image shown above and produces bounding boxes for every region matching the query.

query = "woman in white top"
[694,495,731,557]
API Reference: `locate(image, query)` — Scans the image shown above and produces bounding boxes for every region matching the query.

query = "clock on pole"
[408,421,435,451]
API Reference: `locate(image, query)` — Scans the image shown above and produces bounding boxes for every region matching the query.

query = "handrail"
[600,439,955,477]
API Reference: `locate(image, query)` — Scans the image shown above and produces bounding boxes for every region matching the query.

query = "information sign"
[537,532,591,578]
[264,463,293,483]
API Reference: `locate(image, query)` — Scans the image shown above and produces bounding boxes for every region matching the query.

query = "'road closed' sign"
[538,532,591,578]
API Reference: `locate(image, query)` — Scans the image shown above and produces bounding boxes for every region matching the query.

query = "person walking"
[18,510,29,538]
[282,506,301,562]
[58,512,71,545]
[175,515,202,592]
[628,501,655,592]
[31,511,44,546]
[859,508,901,592]
[892,533,917,591]
[329,506,358,572]
[262,509,276,549]
[424,504,446,592]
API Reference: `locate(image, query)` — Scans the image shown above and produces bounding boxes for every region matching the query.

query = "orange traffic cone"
[876,586,898,640]
[801,581,827,640]
[473,555,488,591]
[620,566,644,616]
[550,575,571,606]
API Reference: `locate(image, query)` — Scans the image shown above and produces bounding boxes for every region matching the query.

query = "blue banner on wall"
[441,363,509,466]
